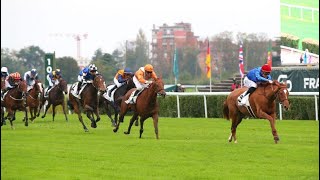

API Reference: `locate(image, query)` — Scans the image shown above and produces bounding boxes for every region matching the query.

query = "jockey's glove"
[145,80,152,84]
[268,80,273,83]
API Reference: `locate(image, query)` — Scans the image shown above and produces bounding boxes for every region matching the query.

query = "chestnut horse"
[26,80,43,121]
[223,80,290,144]
[41,78,68,122]
[113,78,166,139]
[2,80,28,129]
[68,75,107,132]
[103,75,136,127]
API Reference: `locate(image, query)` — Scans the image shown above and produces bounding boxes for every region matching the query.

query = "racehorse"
[223,80,290,144]
[103,75,135,127]
[68,74,107,132]
[41,78,68,122]
[2,80,28,128]
[1,77,6,125]
[26,80,43,121]
[113,78,166,139]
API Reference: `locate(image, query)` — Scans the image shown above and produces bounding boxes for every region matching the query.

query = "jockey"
[45,69,62,97]
[6,72,22,89]
[133,64,158,93]
[24,69,39,91]
[1,67,9,79]
[2,72,21,100]
[108,67,133,96]
[238,64,273,106]
[76,64,98,97]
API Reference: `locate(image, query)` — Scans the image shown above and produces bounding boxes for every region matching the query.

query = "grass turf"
[1,113,319,179]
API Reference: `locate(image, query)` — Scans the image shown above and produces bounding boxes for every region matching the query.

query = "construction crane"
[49,33,88,60]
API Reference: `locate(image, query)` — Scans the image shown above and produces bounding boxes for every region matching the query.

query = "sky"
[1,0,280,59]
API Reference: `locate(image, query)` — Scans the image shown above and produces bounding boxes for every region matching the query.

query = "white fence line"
[165,92,319,121]
[280,3,319,22]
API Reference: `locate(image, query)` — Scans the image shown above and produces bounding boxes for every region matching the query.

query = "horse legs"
[73,102,88,132]
[86,111,97,128]
[61,102,68,122]
[93,108,100,124]
[139,117,148,139]
[105,103,114,124]
[41,102,51,119]
[52,105,56,122]
[229,113,242,143]
[124,113,139,135]
[152,114,159,139]
[113,103,130,133]
[269,113,279,144]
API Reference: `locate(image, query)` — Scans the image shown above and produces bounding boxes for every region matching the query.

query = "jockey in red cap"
[238,64,272,106]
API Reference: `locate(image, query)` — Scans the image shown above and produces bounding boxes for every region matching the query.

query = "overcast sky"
[1,0,280,59]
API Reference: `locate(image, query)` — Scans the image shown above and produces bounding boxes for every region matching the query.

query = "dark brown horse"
[26,80,43,121]
[2,80,28,129]
[69,75,107,132]
[102,75,136,127]
[41,78,68,122]
[223,80,290,144]
[113,78,166,139]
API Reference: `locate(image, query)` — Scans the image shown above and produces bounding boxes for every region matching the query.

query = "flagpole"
[210,74,212,92]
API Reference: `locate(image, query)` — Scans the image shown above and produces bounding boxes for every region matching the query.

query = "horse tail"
[223,100,230,120]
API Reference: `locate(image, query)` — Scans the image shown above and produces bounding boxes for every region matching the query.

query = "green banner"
[44,53,55,87]
[271,67,319,92]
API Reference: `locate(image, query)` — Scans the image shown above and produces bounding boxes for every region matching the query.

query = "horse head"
[125,76,136,90]
[93,75,107,92]
[273,81,290,111]
[152,78,166,98]
[58,78,68,95]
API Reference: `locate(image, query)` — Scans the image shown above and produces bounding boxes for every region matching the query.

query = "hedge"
[158,95,319,120]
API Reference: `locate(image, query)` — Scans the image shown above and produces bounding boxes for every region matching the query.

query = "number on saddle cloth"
[125,88,143,104]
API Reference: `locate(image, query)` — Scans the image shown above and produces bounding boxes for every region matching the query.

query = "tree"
[56,56,79,83]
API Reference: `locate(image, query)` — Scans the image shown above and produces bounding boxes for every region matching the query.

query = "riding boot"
[45,86,52,97]
[108,85,117,96]
[240,87,256,105]
[76,82,82,95]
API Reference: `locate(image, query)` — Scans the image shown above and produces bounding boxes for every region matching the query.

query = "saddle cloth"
[70,82,87,99]
[125,89,144,104]
[103,85,116,102]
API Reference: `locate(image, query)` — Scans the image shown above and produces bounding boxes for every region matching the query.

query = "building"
[151,22,198,64]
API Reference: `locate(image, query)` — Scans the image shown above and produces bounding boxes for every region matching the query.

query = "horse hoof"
[41,116,45,118]
[96,118,100,123]
[124,131,129,135]
[84,129,89,132]
[91,123,97,128]
[113,128,118,133]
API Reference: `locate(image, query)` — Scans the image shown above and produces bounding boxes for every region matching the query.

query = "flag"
[173,48,179,79]
[239,44,245,78]
[267,41,272,67]
[205,40,211,78]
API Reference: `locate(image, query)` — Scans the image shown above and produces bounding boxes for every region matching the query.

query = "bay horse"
[113,78,166,139]
[41,78,68,122]
[68,74,107,132]
[223,80,290,144]
[26,80,43,122]
[1,77,6,125]
[2,80,28,129]
[103,75,136,127]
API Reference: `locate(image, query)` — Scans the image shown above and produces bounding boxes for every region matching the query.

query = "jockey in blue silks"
[76,64,98,97]
[238,64,273,106]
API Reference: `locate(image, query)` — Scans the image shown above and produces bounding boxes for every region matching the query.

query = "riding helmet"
[144,64,153,72]
[261,64,272,72]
